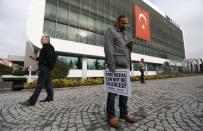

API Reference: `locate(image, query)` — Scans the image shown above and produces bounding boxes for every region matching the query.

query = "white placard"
[104,69,132,96]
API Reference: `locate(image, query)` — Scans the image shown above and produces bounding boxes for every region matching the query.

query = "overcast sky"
[0,0,202,59]
[0,0,29,58]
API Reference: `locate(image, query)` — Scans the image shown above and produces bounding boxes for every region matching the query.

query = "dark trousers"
[106,92,128,117]
[28,64,53,105]
[140,69,145,83]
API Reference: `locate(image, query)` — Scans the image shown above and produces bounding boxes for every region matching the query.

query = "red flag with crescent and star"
[134,5,151,42]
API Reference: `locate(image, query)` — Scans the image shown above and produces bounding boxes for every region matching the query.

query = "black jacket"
[36,43,55,69]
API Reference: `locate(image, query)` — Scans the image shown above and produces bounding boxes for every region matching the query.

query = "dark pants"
[106,92,128,118]
[140,69,145,83]
[28,64,53,105]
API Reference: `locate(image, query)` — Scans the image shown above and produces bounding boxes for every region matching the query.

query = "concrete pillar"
[188,60,192,73]
[131,63,134,77]
[28,65,32,83]
[82,57,87,79]
[145,64,148,75]
[197,59,200,72]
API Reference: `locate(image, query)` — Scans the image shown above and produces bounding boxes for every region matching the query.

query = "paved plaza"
[0,75,203,131]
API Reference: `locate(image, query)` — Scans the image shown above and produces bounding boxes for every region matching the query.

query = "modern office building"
[26,0,185,78]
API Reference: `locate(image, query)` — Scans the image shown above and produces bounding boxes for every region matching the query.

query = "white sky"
[150,0,203,58]
[0,0,202,59]
[0,0,28,58]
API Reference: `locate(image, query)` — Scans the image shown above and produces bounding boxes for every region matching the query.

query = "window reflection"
[58,56,82,69]
[87,58,105,70]
[43,0,185,61]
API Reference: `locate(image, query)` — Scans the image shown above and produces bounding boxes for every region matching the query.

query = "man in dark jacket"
[20,36,55,106]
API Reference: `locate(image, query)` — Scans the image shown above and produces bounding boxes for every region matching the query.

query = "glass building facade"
[43,0,185,70]
[58,55,105,70]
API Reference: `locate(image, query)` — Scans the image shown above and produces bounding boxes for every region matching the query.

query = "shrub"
[51,59,70,79]
[145,75,156,80]
[12,69,26,76]
[24,73,201,89]
[145,75,150,80]
[52,79,63,88]
[131,76,139,81]
[94,78,103,85]
[24,81,36,89]
[24,77,104,89]
[0,65,12,75]
[12,65,27,76]
[131,73,191,81]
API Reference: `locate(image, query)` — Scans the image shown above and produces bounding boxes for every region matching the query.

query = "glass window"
[147,63,156,71]
[58,56,82,69]
[88,32,97,45]
[81,0,89,11]
[110,0,117,18]
[79,29,88,44]
[67,26,79,42]
[45,0,57,21]
[89,0,97,13]
[96,19,104,33]
[104,0,110,19]
[55,23,67,39]
[88,13,96,30]
[79,12,88,28]
[57,1,68,24]
[43,20,56,37]
[116,1,122,16]
[97,34,104,46]
[75,57,82,69]
[97,1,105,33]
[69,4,79,26]
[132,62,139,71]
[87,58,105,70]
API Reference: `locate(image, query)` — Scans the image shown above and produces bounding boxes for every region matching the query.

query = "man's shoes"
[20,101,35,106]
[40,96,53,102]
[120,115,136,123]
[107,117,121,129]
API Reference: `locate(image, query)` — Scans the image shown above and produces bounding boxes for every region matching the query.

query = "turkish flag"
[134,5,151,42]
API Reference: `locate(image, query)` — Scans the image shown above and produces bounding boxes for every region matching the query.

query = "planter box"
[2,75,37,91]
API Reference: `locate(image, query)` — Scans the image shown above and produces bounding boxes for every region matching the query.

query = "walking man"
[139,58,146,83]
[20,36,56,106]
[104,15,136,128]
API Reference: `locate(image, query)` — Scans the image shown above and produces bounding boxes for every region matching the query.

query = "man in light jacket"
[104,15,136,128]
[139,58,146,83]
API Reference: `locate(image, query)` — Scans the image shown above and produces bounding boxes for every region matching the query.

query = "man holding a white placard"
[104,15,136,128]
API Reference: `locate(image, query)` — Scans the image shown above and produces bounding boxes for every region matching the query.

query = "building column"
[82,57,87,79]
[145,64,148,75]
[131,63,134,77]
